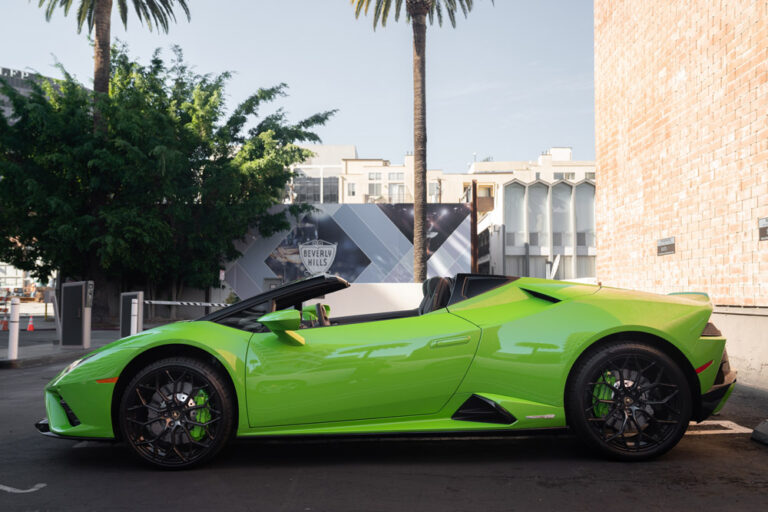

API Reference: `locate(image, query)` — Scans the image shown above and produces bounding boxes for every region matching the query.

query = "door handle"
[429,335,471,348]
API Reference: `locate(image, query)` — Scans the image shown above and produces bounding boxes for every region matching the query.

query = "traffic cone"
[27,315,35,332]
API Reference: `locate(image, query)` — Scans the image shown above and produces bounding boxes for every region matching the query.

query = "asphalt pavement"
[1,361,766,512]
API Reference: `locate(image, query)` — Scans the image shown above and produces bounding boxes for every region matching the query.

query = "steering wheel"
[315,303,330,327]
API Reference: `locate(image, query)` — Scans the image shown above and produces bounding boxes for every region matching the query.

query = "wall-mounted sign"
[657,237,675,256]
[760,218,768,241]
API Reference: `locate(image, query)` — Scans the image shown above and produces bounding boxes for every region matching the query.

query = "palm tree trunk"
[411,8,428,283]
[93,0,113,128]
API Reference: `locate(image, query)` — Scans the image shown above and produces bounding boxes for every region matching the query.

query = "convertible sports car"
[36,274,736,468]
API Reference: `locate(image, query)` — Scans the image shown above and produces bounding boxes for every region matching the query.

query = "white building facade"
[290,146,596,280]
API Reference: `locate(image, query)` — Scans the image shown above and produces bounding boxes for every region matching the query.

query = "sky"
[1,1,595,172]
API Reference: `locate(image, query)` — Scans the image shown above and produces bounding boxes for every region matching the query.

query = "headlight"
[60,353,95,377]
[61,358,84,376]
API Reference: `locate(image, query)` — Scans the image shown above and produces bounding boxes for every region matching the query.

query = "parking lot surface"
[1,361,766,512]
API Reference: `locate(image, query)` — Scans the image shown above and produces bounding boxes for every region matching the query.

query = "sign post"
[130,299,138,335]
[120,292,144,338]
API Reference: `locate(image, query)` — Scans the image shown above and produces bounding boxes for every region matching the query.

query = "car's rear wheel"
[566,342,691,460]
[118,356,235,469]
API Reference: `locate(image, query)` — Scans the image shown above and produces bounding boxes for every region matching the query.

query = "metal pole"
[8,297,19,360]
[130,299,138,335]
[471,180,479,273]
[82,305,91,349]
[52,294,62,345]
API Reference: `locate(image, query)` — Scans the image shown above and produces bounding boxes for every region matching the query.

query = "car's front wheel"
[118,356,235,469]
[566,341,692,460]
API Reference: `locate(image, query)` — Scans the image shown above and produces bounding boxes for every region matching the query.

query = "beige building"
[290,146,596,280]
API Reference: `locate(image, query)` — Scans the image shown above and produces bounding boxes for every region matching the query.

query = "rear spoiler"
[667,292,710,303]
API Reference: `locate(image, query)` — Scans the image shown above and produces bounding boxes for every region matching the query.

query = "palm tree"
[352,0,489,282]
[37,0,190,95]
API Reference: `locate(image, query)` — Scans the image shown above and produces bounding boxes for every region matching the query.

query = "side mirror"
[257,310,305,345]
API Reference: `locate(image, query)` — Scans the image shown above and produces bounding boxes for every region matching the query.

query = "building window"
[388,183,406,203]
[428,181,440,203]
[292,176,321,203]
[576,256,596,278]
[505,255,526,276]
[554,172,575,180]
[527,183,549,247]
[586,172,596,180]
[478,229,490,258]
[323,177,338,203]
[478,185,493,197]
[553,256,574,280]
[552,183,573,247]
[347,182,356,197]
[388,172,404,181]
[368,183,382,197]
[504,183,525,247]
[575,183,595,248]
[293,176,339,204]
[368,172,381,181]
[575,182,596,278]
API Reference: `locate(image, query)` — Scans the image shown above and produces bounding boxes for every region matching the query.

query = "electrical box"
[61,281,93,347]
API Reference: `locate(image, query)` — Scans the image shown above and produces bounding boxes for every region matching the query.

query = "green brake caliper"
[189,389,211,441]
[592,371,616,417]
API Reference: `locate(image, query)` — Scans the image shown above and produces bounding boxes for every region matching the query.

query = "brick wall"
[594,0,768,306]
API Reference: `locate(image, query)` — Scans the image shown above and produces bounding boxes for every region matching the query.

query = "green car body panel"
[41,275,734,441]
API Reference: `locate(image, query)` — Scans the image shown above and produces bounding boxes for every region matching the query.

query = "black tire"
[118,356,236,469]
[565,342,692,461]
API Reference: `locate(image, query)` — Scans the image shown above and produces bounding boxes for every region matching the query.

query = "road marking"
[0,483,47,494]
[686,420,752,435]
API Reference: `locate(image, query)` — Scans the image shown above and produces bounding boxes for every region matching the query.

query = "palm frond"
[74,0,93,32]
[117,0,129,27]
[36,0,190,34]
[352,0,490,28]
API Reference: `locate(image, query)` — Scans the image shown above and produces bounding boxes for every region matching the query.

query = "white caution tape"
[143,300,229,307]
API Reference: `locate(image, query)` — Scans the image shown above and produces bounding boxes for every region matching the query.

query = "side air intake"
[520,288,561,303]
[452,395,516,425]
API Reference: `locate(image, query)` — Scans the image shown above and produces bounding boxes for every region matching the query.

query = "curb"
[0,349,89,370]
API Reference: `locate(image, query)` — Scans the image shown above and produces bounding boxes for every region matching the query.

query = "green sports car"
[36,274,736,468]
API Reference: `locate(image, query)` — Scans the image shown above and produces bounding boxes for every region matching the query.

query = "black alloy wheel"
[566,342,692,460]
[118,357,235,469]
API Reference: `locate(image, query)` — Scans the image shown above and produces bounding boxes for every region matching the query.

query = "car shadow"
[219,432,587,468]
[52,431,588,471]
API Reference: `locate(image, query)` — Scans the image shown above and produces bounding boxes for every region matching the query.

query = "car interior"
[212,274,515,333]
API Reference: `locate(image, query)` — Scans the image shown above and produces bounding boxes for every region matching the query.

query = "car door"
[245,309,480,427]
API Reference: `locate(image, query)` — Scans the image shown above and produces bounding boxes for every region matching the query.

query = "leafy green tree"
[0,46,334,320]
[352,0,491,282]
[36,1,190,99]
